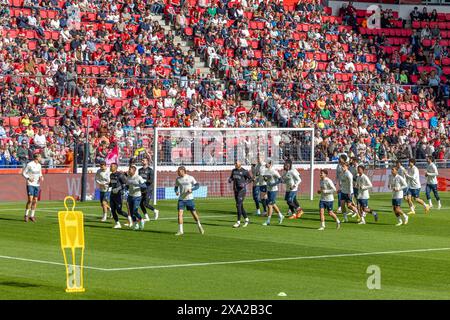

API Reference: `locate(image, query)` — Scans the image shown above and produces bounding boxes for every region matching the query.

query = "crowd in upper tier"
[0,0,449,168]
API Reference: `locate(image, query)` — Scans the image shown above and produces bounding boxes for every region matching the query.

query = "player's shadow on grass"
[0,281,43,288]
[275,224,320,230]
[82,223,176,235]
[0,217,22,222]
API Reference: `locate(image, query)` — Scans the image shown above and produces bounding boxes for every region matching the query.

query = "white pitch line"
[1,247,449,272]
[0,255,107,271]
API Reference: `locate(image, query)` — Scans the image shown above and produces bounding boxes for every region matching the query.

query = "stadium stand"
[0,0,449,168]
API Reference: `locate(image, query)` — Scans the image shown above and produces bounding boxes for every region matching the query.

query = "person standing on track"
[22,153,44,222]
[138,157,159,221]
[228,160,252,228]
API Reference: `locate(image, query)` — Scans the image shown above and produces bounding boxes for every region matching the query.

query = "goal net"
[150,128,315,205]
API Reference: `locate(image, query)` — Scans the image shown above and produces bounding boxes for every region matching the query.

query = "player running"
[336,154,347,213]
[389,167,409,226]
[138,157,159,221]
[228,160,252,228]
[22,153,44,222]
[339,162,358,222]
[282,160,304,220]
[109,163,131,229]
[126,165,147,231]
[251,155,268,216]
[262,160,284,226]
[317,169,341,231]
[404,158,430,215]
[355,165,379,225]
[349,157,360,219]
[425,156,441,209]
[395,160,410,210]
[174,166,204,236]
[95,160,111,222]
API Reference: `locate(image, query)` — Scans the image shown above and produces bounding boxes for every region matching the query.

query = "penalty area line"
[2,248,449,272]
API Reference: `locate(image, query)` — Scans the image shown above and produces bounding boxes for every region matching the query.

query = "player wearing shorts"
[355,165,378,225]
[138,157,159,221]
[262,160,284,226]
[404,158,430,215]
[282,160,304,220]
[95,161,111,222]
[22,153,44,222]
[317,169,341,231]
[174,166,204,236]
[335,156,345,213]
[425,156,441,209]
[389,167,409,226]
[340,162,358,222]
[126,165,147,231]
[251,155,267,216]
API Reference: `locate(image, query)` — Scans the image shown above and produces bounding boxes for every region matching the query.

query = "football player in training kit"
[23,153,44,222]
[389,167,409,226]
[317,169,341,231]
[355,165,379,225]
[174,166,204,236]
[425,156,441,209]
[282,160,304,220]
[262,160,284,226]
[138,157,159,221]
[339,162,359,222]
[95,161,111,222]
[251,154,268,216]
[126,165,147,231]
[109,163,131,229]
[228,160,252,228]
[404,158,430,215]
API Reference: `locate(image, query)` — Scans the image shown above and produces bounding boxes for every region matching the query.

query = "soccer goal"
[150,127,315,205]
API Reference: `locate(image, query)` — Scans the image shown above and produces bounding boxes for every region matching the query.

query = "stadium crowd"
[0,0,449,168]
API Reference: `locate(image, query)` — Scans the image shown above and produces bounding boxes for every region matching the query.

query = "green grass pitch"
[0,193,449,300]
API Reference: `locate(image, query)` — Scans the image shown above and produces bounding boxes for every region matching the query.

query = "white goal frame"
[151,127,315,205]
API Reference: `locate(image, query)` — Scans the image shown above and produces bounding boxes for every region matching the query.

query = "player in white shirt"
[317,169,341,231]
[425,156,441,209]
[174,166,204,236]
[339,162,359,222]
[95,161,111,222]
[355,165,379,225]
[389,167,409,226]
[22,153,44,222]
[126,165,147,231]
[251,154,267,216]
[404,158,430,215]
[262,160,284,226]
[282,160,304,220]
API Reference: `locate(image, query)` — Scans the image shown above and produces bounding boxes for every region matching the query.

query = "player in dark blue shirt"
[228,161,252,228]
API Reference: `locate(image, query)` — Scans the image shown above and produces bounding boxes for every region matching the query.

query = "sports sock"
[428,199,432,206]
[321,221,325,228]
[127,215,133,225]
[402,214,408,221]
[438,200,441,206]
[25,209,30,217]
[278,212,283,219]
[30,210,35,218]
[335,218,340,223]
[397,216,403,224]
[179,224,184,233]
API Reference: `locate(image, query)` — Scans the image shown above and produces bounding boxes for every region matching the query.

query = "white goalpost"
[151,127,315,205]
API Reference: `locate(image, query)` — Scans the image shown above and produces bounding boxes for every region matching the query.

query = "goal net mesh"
[151,128,314,203]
